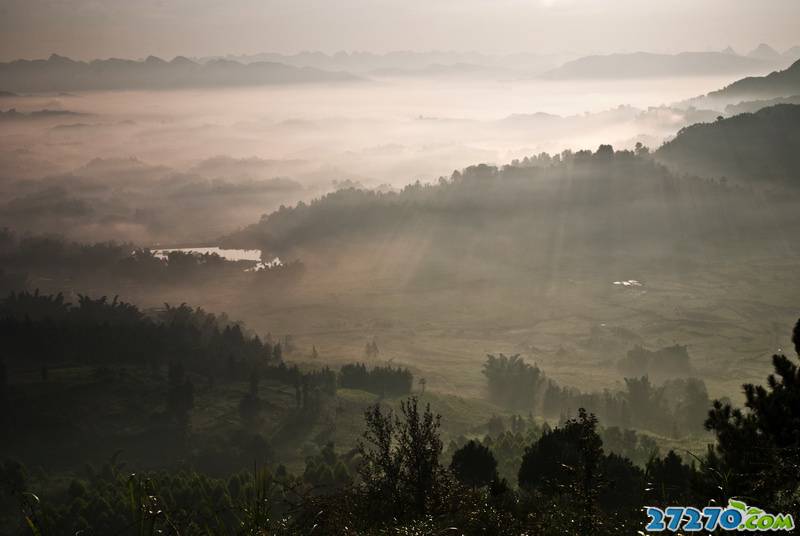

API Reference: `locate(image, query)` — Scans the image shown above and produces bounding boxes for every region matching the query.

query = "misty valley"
[1,36,800,536]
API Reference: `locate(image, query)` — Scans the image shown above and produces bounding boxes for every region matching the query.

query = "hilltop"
[223,148,799,284]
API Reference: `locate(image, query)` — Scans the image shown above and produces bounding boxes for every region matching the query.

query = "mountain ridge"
[704,59,800,101]
[0,54,359,92]
[656,103,800,184]
[542,51,779,79]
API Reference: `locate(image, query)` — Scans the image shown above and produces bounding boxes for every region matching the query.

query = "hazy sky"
[0,0,798,61]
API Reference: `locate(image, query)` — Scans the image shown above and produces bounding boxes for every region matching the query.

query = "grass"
[8,251,797,489]
[33,250,798,408]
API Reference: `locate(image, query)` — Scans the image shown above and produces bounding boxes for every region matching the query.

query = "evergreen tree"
[644,450,695,505]
[704,319,800,510]
[518,409,603,535]
[450,440,498,488]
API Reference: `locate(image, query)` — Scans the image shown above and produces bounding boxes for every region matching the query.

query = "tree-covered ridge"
[706,58,800,100]
[225,145,796,268]
[225,150,676,252]
[656,104,800,184]
[0,290,271,371]
[0,291,339,468]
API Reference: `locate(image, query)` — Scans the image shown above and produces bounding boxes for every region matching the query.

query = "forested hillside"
[224,144,800,277]
[656,104,800,184]
[706,58,800,100]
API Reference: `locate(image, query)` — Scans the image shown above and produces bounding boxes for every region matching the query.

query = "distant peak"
[747,43,780,59]
[170,56,195,65]
[721,46,737,55]
[48,53,74,63]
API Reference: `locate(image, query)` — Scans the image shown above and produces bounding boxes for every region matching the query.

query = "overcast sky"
[1,0,798,61]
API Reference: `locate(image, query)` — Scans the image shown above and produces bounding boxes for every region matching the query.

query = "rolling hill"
[656,104,800,184]
[705,59,800,101]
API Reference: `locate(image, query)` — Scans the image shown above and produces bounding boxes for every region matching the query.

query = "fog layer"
[0,74,743,243]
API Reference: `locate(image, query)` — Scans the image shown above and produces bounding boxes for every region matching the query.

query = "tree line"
[339,362,413,396]
[222,144,769,261]
[0,229,304,295]
[484,352,710,437]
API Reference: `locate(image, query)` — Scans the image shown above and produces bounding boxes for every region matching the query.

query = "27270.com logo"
[645,499,794,532]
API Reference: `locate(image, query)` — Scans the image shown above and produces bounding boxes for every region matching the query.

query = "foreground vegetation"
[1,288,799,534]
[3,341,800,534]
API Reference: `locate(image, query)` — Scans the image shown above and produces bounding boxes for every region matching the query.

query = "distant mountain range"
[198,50,568,76]
[543,47,800,79]
[0,54,357,92]
[3,47,798,92]
[0,108,85,121]
[207,47,800,80]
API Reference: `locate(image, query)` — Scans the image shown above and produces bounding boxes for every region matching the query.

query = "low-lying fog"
[0,74,740,244]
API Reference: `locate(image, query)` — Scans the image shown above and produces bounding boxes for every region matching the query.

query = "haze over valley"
[2,2,800,533]
[2,56,792,243]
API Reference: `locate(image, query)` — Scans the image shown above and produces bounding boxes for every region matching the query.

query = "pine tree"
[705,319,800,509]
